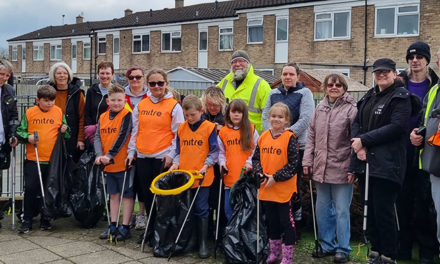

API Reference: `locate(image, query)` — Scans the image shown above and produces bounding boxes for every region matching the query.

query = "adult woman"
[84,61,114,148]
[302,74,357,263]
[127,68,184,243]
[349,58,412,264]
[49,62,85,162]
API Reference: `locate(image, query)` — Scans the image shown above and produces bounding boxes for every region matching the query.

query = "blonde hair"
[108,84,125,96]
[201,86,226,110]
[182,94,203,111]
[269,102,291,127]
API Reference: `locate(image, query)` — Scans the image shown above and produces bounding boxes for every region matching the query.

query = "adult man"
[411,48,440,260]
[218,50,271,133]
[0,59,19,228]
[397,41,439,264]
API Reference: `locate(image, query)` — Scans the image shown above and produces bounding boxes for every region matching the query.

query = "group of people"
[0,40,439,264]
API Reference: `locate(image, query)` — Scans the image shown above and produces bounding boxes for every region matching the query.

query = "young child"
[252,102,299,264]
[201,85,226,130]
[218,99,258,220]
[169,94,218,259]
[16,85,69,233]
[95,84,133,241]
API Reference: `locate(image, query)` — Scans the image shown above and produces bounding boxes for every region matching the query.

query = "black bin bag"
[69,151,105,228]
[222,173,269,264]
[152,171,193,257]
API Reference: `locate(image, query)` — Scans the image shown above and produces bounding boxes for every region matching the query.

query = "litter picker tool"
[362,163,370,259]
[112,159,131,243]
[33,131,46,207]
[11,137,17,230]
[308,168,324,257]
[99,159,114,241]
[214,167,227,259]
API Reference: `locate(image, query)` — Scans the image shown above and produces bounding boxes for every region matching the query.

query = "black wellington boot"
[198,217,210,259]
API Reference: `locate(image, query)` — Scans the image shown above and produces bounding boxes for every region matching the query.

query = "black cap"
[372,58,396,72]
[406,41,431,64]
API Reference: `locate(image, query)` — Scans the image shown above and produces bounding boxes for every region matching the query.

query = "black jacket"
[0,83,18,169]
[84,83,108,126]
[349,80,412,186]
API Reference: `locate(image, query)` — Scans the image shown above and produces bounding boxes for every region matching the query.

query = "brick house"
[7,0,440,87]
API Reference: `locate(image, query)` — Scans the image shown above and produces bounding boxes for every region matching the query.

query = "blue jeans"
[224,188,232,220]
[315,182,353,255]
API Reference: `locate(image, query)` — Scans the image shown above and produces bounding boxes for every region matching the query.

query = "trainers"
[334,252,350,263]
[40,219,52,231]
[367,251,380,264]
[99,224,116,239]
[135,214,146,230]
[380,255,397,264]
[312,248,335,258]
[18,221,32,234]
[116,226,131,241]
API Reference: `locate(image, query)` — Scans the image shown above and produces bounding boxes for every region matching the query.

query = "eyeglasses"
[327,83,343,88]
[408,54,424,61]
[128,75,143,80]
[375,70,392,76]
[148,81,165,87]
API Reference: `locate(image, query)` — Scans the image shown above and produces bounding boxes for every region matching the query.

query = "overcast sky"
[0,0,225,52]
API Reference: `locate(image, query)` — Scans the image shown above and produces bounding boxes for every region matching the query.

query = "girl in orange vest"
[218,99,258,220]
[252,102,299,264]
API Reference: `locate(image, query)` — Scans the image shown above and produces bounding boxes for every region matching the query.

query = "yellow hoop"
[150,170,203,195]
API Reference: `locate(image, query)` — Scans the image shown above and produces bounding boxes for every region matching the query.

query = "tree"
[0,46,9,59]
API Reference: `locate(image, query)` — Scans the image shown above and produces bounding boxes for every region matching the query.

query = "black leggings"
[23,160,49,222]
[134,158,163,219]
[263,199,296,245]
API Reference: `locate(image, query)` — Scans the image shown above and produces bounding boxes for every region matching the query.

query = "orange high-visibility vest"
[99,108,130,172]
[136,97,178,154]
[258,130,297,203]
[218,124,255,187]
[26,105,63,162]
[178,120,216,188]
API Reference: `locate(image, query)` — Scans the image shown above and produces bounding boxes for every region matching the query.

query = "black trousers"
[263,199,296,245]
[23,160,49,222]
[396,165,438,260]
[366,177,400,259]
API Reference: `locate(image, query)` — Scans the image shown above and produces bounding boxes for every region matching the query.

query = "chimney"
[175,0,184,8]
[76,15,83,24]
[124,8,133,17]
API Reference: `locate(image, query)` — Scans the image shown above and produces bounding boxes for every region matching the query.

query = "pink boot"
[266,239,282,263]
[280,244,294,264]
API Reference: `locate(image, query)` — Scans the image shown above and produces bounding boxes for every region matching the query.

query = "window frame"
[50,44,62,61]
[132,34,150,54]
[314,10,351,41]
[72,44,77,59]
[161,31,181,53]
[22,45,26,60]
[199,30,208,51]
[11,46,18,61]
[218,27,233,51]
[276,17,289,42]
[247,18,264,44]
[374,4,419,37]
[33,45,44,61]
[98,37,106,55]
[83,42,91,60]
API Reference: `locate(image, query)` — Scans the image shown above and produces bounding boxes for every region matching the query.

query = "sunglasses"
[148,81,165,87]
[375,70,392,76]
[128,75,143,80]
[408,54,424,61]
[327,83,343,88]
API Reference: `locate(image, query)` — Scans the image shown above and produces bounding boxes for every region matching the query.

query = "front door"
[113,37,120,70]
[198,30,208,68]
[71,43,77,73]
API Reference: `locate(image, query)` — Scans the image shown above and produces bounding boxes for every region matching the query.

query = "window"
[315,11,350,40]
[114,37,120,54]
[50,44,62,61]
[219,27,233,51]
[375,5,419,36]
[276,18,288,41]
[132,34,149,53]
[72,44,77,59]
[22,46,26,60]
[33,45,44,61]
[199,31,208,51]
[98,37,106,55]
[12,46,17,61]
[83,43,91,60]
[247,18,263,43]
[162,31,181,52]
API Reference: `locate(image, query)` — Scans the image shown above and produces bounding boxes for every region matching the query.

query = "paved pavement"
[0,214,362,264]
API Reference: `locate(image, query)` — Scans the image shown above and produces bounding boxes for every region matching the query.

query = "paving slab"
[27,236,73,247]
[48,241,104,258]
[0,248,61,264]
[69,249,131,264]
[0,238,39,255]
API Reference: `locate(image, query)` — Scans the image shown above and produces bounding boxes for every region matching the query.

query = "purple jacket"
[302,92,357,184]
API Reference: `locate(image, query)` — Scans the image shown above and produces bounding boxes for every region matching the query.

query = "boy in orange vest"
[16,85,69,233]
[95,84,133,241]
[169,94,219,259]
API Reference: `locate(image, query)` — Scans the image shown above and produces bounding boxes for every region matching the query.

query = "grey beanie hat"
[231,50,250,64]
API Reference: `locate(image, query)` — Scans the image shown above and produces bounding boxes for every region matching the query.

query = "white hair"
[49,62,73,84]
[0,59,13,73]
